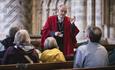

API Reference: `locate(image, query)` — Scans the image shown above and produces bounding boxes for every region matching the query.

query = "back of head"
[44,37,58,50]
[9,26,20,38]
[14,29,31,45]
[89,26,102,43]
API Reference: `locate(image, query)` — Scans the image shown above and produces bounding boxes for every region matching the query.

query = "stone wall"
[0,0,32,40]
[0,0,115,44]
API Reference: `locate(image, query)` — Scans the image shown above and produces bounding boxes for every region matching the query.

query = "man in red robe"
[41,4,79,58]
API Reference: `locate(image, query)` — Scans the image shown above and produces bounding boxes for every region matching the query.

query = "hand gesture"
[55,32,63,37]
[70,16,76,24]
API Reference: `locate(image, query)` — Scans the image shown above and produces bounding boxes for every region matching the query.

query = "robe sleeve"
[41,16,56,48]
[71,23,79,48]
[41,17,50,48]
[71,23,79,37]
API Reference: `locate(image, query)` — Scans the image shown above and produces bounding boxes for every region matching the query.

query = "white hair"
[14,29,31,44]
[44,37,58,49]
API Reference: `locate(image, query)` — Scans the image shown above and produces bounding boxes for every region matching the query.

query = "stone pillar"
[87,0,95,27]
[108,0,115,44]
[109,26,115,44]
[95,0,103,30]
[0,0,27,40]
[42,0,50,26]
[18,0,32,33]
[49,0,57,16]
[95,0,106,40]
[32,0,42,36]
[103,0,109,38]
[110,27,115,38]
[110,5,115,39]
[71,0,87,43]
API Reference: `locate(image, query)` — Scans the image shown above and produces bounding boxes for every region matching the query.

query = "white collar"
[58,16,64,22]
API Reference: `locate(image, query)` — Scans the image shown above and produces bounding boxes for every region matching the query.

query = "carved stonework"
[1,0,114,43]
[108,0,115,41]
[18,0,32,33]
[42,0,51,26]
[0,0,33,40]
[32,0,42,36]
[49,0,57,16]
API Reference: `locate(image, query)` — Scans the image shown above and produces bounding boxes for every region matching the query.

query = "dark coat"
[1,37,15,50]
[2,44,38,64]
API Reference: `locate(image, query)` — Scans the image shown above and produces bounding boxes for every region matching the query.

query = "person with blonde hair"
[40,37,66,63]
[2,29,38,64]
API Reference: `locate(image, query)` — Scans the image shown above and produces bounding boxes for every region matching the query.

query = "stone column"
[95,0,107,40]
[103,0,109,38]
[87,0,95,26]
[0,0,26,40]
[110,27,115,38]
[49,0,58,16]
[42,0,50,26]
[109,2,115,44]
[110,5,115,39]
[109,26,115,44]
[71,0,87,43]
[108,0,115,44]
[32,0,42,36]
[95,0,103,30]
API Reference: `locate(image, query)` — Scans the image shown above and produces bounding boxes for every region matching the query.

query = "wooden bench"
[73,66,115,70]
[0,61,73,70]
[55,65,115,70]
[1,60,115,70]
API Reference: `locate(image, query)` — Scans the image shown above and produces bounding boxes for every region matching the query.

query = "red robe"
[41,15,79,56]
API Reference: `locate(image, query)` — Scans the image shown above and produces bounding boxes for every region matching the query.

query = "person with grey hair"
[41,3,79,58]
[0,27,20,64]
[1,26,20,50]
[73,26,108,68]
[2,29,38,64]
[40,37,66,63]
[44,37,59,50]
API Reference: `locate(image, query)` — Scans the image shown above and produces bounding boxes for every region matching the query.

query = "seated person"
[73,26,108,68]
[1,26,20,50]
[0,27,20,64]
[40,37,66,63]
[2,29,39,64]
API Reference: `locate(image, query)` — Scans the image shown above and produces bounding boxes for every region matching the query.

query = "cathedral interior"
[0,0,115,44]
[0,0,115,69]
